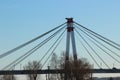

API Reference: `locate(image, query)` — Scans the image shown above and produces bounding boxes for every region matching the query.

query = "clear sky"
[0,0,120,45]
[0,0,120,74]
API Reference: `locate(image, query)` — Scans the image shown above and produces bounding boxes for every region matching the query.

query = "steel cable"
[75,29,110,68]
[76,35,101,68]
[41,31,65,69]
[74,22,120,49]
[3,26,65,70]
[0,22,66,59]
[38,29,66,65]
[76,26,120,59]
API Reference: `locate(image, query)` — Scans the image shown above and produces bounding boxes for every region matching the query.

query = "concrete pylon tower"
[66,18,77,61]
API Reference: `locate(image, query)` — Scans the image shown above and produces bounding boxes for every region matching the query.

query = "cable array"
[76,35,101,68]
[0,22,66,59]
[76,26,120,59]
[1,20,120,70]
[41,30,65,69]
[1,23,66,70]
[74,22,120,48]
[74,22,120,68]
[75,29,110,68]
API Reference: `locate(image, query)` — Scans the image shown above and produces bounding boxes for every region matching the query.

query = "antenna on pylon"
[65,18,77,61]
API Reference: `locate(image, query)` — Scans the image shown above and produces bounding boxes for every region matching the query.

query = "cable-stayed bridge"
[0,18,120,75]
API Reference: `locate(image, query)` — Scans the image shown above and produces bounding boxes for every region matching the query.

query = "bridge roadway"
[0,69,120,75]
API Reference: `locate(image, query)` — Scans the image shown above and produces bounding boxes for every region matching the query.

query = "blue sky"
[0,0,120,42]
[0,0,120,70]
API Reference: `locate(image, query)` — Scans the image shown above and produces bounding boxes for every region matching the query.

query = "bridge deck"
[0,69,120,75]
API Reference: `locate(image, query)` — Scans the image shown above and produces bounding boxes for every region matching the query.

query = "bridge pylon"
[65,18,78,80]
[65,18,77,61]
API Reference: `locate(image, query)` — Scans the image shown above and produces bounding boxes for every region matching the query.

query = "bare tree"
[49,52,93,80]
[23,61,41,80]
[63,58,92,80]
